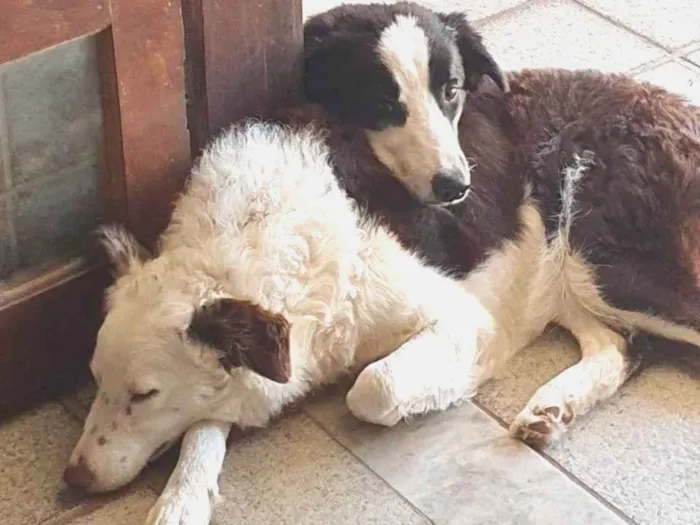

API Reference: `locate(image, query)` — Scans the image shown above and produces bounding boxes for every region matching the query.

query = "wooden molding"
[0,0,111,65]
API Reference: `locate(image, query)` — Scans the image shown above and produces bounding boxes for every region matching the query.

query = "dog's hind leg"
[509,315,635,448]
[145,420,231,525]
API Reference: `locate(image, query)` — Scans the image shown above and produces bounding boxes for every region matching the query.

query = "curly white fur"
[64,122,494,525]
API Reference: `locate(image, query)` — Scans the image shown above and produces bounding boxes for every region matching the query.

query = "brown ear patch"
[187,299,291,383]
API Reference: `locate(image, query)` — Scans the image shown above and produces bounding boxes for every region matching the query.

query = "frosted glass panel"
[0,36,103,281]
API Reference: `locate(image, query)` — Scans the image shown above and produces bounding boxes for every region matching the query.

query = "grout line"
[670,41,700,58]
[678,55,700,74]
[470,398,640,525]
[0,70,19,274]
[474,0,538,27]
[571,0,675,57]
[304,408,437,525]
[627,56,674,76]
[630,54,700,77]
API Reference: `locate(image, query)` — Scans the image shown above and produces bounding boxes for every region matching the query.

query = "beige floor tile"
[306,389,627,525]
[0,403,87,525]
[302,0,528,22]
[211,413,429,525]
[479,0,664,73]
[61,488,157,525]
[579,0,700,50]
[636,60,700,105]
[477,329,700,525]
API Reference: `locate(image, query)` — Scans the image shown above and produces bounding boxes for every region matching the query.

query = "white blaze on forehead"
[369,15,469,202]
[376,15,431,96]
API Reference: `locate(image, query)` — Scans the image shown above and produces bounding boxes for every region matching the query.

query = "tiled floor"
[1,1,699,524]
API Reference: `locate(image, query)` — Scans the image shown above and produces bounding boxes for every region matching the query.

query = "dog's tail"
[614,310,700,349]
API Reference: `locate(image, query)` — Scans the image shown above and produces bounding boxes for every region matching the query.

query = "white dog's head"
[63,227,292,492]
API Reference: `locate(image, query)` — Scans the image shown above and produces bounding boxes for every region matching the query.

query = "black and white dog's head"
[304,2,507,206]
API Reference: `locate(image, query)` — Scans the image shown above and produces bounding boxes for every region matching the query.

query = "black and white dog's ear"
[96,225,151,277]
[438,12,509,94]
[187,298,292,384]
[303,28,367,122]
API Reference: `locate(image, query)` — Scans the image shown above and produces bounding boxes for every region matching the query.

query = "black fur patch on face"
[303,5,405,131]
[304,2,507,131]
[422,13,466,122]
[304,2,500,131]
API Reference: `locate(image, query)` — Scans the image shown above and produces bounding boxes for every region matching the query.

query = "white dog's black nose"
[431,170,470,203]
[63,455,95,490]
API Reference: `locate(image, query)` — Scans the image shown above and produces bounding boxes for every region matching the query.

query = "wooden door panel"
[0,262,110,416]
[182,0,303,154]
[0,0,190,418]
[98,0,191,247]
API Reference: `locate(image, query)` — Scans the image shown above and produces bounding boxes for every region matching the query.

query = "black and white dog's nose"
[431,170,470,204]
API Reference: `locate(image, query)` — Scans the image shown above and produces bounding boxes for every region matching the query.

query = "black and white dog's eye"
[130,389,160,403]
[444,80,462,102]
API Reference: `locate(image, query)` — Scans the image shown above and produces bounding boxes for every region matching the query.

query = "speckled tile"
[578,0,700,50]
[635,60,700,105]
[306,388,628,525]
[477,329,700,525]
[479,0,664,73]
[0,403,88,525]
[303,0,529,22]
[59,488,158,525]
[2,37,102,186]
[208,413,429,525]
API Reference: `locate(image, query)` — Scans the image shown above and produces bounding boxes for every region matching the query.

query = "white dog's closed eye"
[130,388,160,403]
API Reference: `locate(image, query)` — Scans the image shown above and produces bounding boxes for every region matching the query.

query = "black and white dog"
[63,3,700,524]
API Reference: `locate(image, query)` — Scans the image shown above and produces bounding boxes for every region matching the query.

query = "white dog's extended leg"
[509,322,633,447]
[145,420,231,525]
[346,308,490,426]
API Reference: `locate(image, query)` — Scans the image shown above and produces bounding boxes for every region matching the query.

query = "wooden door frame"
[181,0,303,154]
[0,0,304,418]
[0,0,190,417]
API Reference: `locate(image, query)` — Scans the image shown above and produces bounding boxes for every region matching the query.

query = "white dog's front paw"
[346,362,402,426]
[145,487,212,525]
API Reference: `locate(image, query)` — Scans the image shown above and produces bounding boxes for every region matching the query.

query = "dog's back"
[161,122,355,253]
[500,69,700,336]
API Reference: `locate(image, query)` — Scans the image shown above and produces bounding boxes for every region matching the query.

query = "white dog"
[63,121,494,524]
